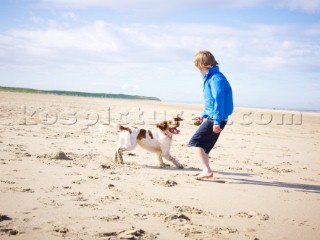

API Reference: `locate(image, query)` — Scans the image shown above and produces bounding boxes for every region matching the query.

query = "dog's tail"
[110,122,121,130]
[97,122,119,134]
[97,123,108,134]
[98,122,130,134]
[112,123,132,133]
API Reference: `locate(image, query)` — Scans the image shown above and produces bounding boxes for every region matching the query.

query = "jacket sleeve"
[209,76,225,125]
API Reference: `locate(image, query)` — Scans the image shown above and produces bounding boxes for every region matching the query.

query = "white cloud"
[274,0,320,13]
[1,20,319,109]
[89,81,139,93]
[32,0,320,13]
[121,84,139,91]
[308,83,320,91]
[30,15,45,24]
[1,21,319,72]
[62,11,80,21]
[2,21,122,59]
[1,1,319,110]
[304,23,320,36]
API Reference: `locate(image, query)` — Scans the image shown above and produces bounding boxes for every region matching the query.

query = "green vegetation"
[0,86,161,101]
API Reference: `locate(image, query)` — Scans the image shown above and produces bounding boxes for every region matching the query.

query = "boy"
[188,50,233,180]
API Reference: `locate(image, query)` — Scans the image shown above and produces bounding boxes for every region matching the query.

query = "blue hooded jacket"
[202,66,233,125]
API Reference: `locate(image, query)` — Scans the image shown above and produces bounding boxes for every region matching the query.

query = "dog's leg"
[117,148,124,164]
[155,153,170,168]
[115,148,124,164]
[114,150,118,163]
[115,132,129,164]
[163,154,184,169]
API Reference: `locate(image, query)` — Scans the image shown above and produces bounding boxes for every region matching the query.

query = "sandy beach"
[0,91,319,240]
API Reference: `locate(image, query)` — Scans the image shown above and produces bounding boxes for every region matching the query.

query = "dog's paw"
[160,163,171,168]
[176,163,184,169]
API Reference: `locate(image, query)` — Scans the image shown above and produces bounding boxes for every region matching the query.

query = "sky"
[0,0,320,110]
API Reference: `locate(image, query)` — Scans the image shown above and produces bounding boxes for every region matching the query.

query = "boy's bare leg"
[193,147,213,179]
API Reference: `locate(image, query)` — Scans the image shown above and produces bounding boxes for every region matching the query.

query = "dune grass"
[0,86,161,101]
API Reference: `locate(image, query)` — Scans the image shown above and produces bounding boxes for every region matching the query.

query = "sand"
[0,91,319,240]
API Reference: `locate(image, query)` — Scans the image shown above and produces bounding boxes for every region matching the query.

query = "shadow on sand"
[126,163,320,194]
[202,171,320,194]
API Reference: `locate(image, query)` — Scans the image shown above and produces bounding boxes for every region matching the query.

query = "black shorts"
[188,119,227,154]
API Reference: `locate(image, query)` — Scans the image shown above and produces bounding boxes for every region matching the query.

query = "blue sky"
[0,0,320,110]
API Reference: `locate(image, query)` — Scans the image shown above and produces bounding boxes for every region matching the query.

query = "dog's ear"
[156,121,167,131]
[174,116,183,122]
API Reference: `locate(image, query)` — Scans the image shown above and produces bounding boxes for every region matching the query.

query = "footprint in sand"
[88,176,99,179]
[6,187,34,193]
[150,198,170,204]
[72,179,86,184]
[118,229,156,240]
[38,198,64,207]
[52,226,69,237]
[0,180,15,184]
[78,203,99,209]
[21,188,34,193]
[235,211,270,221]
[164,214,191,226]
[98,232,117,238]
[152,178,178,187]
[212,227,238,235]
[264,167,294,173]
[0,228,19,236]
[98,195,119,203]
[72,196,88,202]
[173,206,204,215]
[134,213,148,220]
[23,152,31,157]
[0,213,12,221]
[98,228,157,239]
[101,164,112,170]
[100,215,120,222]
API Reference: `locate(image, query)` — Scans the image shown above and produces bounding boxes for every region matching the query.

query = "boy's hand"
[213,125,222,133]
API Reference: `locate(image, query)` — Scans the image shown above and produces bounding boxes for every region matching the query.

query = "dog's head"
[156,116,183,136]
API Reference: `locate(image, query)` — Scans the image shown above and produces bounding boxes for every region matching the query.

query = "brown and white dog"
[113,117,184,168]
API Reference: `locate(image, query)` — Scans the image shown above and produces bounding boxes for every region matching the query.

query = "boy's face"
[198,67,209,76]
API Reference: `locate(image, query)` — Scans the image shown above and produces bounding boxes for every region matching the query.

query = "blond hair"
[193,50,218,69]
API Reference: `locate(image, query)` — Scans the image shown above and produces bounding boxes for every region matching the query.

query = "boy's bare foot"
[195,171,213,180]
